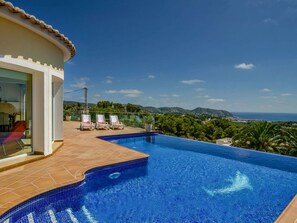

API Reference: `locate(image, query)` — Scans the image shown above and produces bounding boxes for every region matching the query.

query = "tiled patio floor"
[0,121,148,216]
[275,195,297,223]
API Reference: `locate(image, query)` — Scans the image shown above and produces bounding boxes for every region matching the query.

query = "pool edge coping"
[275,194,297,223]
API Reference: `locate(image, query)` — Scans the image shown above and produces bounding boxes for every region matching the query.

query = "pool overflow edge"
[101,132,297,173]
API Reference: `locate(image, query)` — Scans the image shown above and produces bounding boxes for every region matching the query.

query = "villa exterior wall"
[0,57,64,156]
[52,79,64,141]
[0,3,74,160]
[0,17,64,70]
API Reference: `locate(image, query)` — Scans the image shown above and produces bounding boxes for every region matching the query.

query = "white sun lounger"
[109,115,125,130]
[80,114,94,131]
[95,115,109,130]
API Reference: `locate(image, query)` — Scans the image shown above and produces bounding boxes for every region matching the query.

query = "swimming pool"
[1,133,297,222]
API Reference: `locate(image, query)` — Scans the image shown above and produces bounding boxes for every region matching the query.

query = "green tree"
[76,102,82,109]
[113,103,125,112]
[279,128,297,156]
[97,101,113,109]
[203,123,215,140]
[64,103,76,111]
[126,103,141,113]
[223,124,241,138]
[235,121,279,152]
[211,118,231,130]
[213,127,223,139]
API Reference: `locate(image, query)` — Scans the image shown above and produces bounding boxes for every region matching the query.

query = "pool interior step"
[6,206,98,223]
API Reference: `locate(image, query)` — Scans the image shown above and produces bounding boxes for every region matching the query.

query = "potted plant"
[65,110,72,121]
[144,114,154,132]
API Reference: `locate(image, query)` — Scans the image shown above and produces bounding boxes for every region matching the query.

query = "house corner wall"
[53,81,63,140]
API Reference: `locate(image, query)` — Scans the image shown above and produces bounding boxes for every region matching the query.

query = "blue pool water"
[1,133,297,223]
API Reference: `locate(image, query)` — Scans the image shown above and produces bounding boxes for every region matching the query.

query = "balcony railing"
[64,110,154,129]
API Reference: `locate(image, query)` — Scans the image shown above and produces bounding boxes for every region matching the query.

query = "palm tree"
[279,128,297,156]
[235,121,279,152]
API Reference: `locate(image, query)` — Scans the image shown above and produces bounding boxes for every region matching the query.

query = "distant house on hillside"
[216,138,233,146]
[0,1,75,160]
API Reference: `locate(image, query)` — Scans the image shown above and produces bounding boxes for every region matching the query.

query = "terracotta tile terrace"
[0,121,148,216]
[0,121,296,222]
[275,195,297,223]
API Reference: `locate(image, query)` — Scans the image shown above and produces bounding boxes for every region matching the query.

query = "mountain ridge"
[142,106,233,117]
[64,101,233,117]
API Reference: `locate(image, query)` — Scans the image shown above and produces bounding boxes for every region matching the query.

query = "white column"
[32,69,52,155]
[43,69,52,155]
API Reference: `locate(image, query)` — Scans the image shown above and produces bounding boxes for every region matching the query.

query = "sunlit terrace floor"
[0,121,148,216]
[0,122,296,222]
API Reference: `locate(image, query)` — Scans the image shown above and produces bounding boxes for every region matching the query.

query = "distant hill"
[64,101,96,107]
[64,101,233,117]
[191,107,232,117]
[143,106,233,117]
[143,106,189,114]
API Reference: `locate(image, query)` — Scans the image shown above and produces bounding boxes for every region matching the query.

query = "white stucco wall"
[0,56,64,156]
[0,8,73,159]
[52,79,64,141]
[0,16,65,69]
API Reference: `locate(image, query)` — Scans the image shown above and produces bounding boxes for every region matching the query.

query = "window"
[0,68,32,159]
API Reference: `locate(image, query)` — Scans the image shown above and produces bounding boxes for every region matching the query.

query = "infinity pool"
[1,133,297,223]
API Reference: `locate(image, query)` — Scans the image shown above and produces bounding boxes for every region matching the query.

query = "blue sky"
[10,0,297,112]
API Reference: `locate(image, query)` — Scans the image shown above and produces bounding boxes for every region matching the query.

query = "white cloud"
[126,94,141,98]
[105,90,117,94]
[119,90,143,94]
[160,94,168,97]
[148,75,155,79]
[263,18,278,25]
[261,96,278,99]
[94,94,101,97]
[207,98,225,103]
[105,89,143,97]
[70,77,89,88]
[196,95,210,98]
[234,63,255,70]
[64,88,72,93]
[172,94,180,97]
[260,88,271,92]
[66,60,74,65]
[180,79,204,85]
[105,76,113,84]
[147,96,153,100]
[195,88,205,92]
[280,93,293,96]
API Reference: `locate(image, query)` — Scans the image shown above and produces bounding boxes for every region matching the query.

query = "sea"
[232,112,297,122]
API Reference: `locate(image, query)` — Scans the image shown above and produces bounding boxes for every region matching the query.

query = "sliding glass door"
[0,68,32,159]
